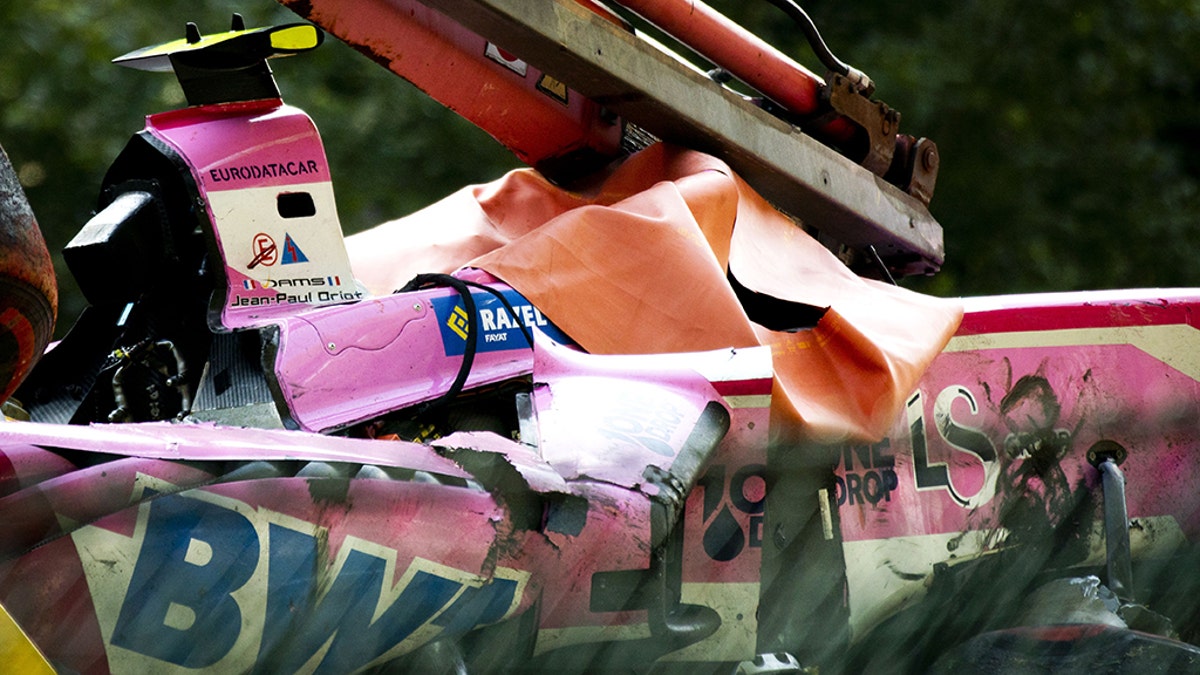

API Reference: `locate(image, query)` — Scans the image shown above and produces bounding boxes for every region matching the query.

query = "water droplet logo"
[703,505,746,561]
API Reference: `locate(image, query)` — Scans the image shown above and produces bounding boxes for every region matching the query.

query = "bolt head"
[921,146,939,171]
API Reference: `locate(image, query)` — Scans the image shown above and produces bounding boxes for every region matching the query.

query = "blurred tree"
[718,0,1200,296]
[2,0,1198,334]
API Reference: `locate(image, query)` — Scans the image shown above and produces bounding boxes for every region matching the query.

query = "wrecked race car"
[0,2,1199,673]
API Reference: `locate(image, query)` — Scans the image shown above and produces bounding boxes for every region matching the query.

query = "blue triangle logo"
[281,233,309,265]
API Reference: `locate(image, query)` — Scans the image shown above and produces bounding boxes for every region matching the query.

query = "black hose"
[459,279,535,350]
[399,273,478,413]
[763,0,874,94]
[397,274,535,414]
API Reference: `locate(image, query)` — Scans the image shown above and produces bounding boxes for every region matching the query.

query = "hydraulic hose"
[612,0,825,115]
[762,0,873,94]
[610,0,859,143]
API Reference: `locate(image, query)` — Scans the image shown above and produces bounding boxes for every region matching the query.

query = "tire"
[0,143,56,404]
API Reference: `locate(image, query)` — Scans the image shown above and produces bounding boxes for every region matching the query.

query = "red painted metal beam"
[278,0,625,179]
[612,0,858,144]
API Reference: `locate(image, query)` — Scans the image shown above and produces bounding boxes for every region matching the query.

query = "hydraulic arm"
[278,0,944,277]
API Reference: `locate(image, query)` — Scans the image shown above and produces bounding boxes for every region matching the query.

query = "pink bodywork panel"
[836,289,1200,543]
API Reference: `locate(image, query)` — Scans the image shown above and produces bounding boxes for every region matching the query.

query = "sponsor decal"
[248,233,277,268]
[432,289,571,355]
[233,276,362,307]
[909,387,999,508]
[835,385,1004,511]
[446,306,471,341]
[248,233,309,269]
[280,233,309,265]
[697,464,766,561]
[209,159,321,184]
[208,182,360,325]
[597,390,686,457]
[835,439,899,507]
[76,486,525,672]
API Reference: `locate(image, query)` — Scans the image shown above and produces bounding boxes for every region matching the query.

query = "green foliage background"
[2,0,1198,333]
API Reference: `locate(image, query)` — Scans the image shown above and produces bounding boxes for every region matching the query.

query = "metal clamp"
[1086,440,1133,602]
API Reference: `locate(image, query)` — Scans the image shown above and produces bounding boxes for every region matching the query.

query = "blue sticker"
[280,233,309,265]
[111,493,259,667]
[432,288,572,356]
[110,492,521,672]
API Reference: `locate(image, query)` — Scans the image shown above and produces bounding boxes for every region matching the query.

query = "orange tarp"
[346,144,962,443]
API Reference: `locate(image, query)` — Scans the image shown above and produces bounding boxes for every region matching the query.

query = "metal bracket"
[824,73,900,176]
[1086,440,1133,602]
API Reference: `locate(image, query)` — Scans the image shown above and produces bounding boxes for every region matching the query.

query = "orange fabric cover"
[346,144,962,443]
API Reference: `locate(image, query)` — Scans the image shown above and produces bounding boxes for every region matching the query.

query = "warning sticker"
[536,74,569,105]
[484,43,528,76]
[249,233,277,268]
[281,233,309,265]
